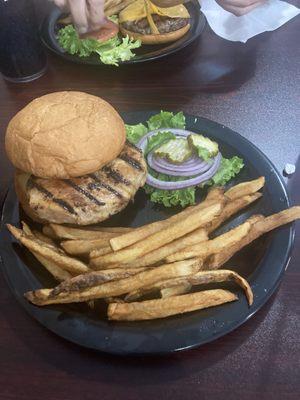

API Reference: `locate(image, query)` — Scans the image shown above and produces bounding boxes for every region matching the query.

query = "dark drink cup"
[0,0,47,83]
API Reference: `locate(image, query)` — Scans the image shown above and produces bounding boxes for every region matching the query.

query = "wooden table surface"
[0,2,299,399]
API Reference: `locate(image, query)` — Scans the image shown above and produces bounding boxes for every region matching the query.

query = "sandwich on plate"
[5,91,147,225]
[119,0,191,44]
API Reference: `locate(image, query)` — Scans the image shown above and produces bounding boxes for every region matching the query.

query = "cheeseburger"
[119,0,190,44]
[5,91,147,225]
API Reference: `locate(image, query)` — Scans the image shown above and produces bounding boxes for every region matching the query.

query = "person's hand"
[54,0,106,34]
[216,0,266,16]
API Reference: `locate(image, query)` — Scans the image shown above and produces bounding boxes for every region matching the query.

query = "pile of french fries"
[7,177,300,321]
[104,0,136,16]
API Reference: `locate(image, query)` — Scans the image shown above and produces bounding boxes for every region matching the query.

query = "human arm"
[53,0,106,34]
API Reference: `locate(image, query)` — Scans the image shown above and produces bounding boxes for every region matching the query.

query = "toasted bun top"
[5,91,126,179]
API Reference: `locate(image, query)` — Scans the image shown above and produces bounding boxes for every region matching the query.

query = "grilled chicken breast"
[18,142,147,225]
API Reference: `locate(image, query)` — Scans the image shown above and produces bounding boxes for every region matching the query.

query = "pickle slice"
[154,138,192,163]
[188,134,219,161]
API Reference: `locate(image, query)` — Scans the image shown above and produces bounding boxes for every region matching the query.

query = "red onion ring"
[146,153,222,190]
[155,155,208,169]
[147,152,215,177]
[137,128,222,190]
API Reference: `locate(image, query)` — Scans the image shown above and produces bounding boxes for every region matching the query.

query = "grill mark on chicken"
[28,179,77,216]
[125,140,142,153]
[26,144,147,224]
[102,166,131,186]
[64,179,105,206]
[88,174,123,199]
[119,153,144,171]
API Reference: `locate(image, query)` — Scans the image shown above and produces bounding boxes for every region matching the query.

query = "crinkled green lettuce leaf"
[147,111,186,131]
[145,131,176,155]
[146,156,244,208]
[145,170,196,208]
[58,25,100,57]
[57,25,141,66]
[205,156,244,186]
[145,185,196,208]
[125,123,148,144]
[97,36,141,66]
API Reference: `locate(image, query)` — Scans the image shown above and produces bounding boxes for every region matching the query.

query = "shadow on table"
[1,285,277,386]
[87,27,266,93]
[3,24,268,99]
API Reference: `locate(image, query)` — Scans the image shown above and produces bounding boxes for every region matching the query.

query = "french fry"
[61,237,112,256]
[20,223,72,281]
[21,221,33,236]
[18,172,300,324]
[32,254,72,282]
[51,267,148,296]
[91,203,222,268]
[206,187,225,201]
[206,193,262,233]
[49,224,125,240]
[109,177,264,252]
[125,282,192,302]
[23,223,119,309]
[125,269,253,305]
[205,247,238,270]
[108,289,238,321]
[22,222,56,246]
[105,0,134,15]
[225,177,265,200]
[110,198,224,252]
[166,217,257,263]
[33,230,56,246]
[112,228,208,269]
[206,206,300,270]
[104,0,121,9]
[253,206,300,232]
[90,245,112,258]
[160,284,192,298]
[7,225,90,275]
[104,297,125,304]
[42,225,57,239]
[95,227,134,233]
[25,259,201,305]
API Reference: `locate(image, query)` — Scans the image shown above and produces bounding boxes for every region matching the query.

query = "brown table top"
[0,2,299,399]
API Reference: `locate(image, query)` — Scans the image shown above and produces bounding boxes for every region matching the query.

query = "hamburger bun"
[5,91,126,179]
[120,23,190,45]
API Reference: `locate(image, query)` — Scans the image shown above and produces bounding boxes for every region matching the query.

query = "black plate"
[40,1,205,65]
[0,111,295,356]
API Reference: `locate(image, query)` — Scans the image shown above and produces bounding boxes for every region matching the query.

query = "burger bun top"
[5,91,126,179]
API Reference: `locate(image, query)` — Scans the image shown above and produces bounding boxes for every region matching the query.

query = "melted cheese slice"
[119,0,190,23]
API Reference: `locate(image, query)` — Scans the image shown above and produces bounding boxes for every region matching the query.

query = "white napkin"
[200,0,300,42]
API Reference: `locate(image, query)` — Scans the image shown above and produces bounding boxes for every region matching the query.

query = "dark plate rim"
[0,112,295,356]
[40,1,206,65]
